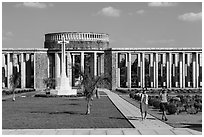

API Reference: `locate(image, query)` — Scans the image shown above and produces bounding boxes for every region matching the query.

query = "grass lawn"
[116,92,202,132]
[2,94,133,129]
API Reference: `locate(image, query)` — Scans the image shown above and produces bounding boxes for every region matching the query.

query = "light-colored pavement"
[2,88,202,135]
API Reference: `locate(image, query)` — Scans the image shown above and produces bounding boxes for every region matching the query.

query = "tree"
[9,72,20,101]
[73,63,111,115]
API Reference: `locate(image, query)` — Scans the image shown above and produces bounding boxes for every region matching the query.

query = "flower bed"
[129,89,202,115]
[2,88,35,95]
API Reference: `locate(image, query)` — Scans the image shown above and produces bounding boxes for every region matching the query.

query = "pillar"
[142,53,145,88]
[7,53,12,89]
[2,54,5,88]
[166,53,169,88]
[101,53,105,74]
[150,53,154,88]
[182,53,185,88]
[169,53,172,88]
[97,54,101,76]
[196,53,199,88]
[21,53,26,88]
[127,53,131,88]
[94,52,97,76]
[81,52,84,73]
[162,53,166,87]
[199,53,202,87]
[55,53,60,80]
[179,53,183,88]
[187,53,191,87]
[175,53,178,87]
[67,52,72,86]
[117,53,120,87]
[138,53,141,87]
[193,53,196,88]
[153,53,156,88]
[26,54,32,87]
[155,53,158,88]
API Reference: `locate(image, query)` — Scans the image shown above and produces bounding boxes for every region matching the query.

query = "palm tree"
[9,72,20,101]
[73,63,110,115]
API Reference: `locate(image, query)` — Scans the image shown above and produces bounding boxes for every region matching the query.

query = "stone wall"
[104,50,113,90]
[34,53,48,89]
[111,52,118,90]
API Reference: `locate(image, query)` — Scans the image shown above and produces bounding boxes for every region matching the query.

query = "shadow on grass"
[110,116,157,121]
[181,123,202,132]
[59,103,80,106]
[30,111,86,115]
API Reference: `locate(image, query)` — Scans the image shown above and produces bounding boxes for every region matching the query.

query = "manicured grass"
[2,94,133,129]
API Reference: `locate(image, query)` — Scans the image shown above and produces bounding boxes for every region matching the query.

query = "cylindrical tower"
[44,32,109,50]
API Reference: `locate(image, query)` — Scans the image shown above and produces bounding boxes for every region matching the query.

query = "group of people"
[139,88,168,121]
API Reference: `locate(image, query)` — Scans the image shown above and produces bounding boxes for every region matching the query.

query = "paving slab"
[40,129,58,135]
[106,129,124,135]
[154,129,175,135]
[56,130,74,135]
[90,129,107,135]
[73,130,90,135]
[138,129,158,135]
[122,129,141,135]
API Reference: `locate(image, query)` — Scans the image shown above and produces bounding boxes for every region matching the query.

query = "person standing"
[160,90,168,121]
[140,89,148,120]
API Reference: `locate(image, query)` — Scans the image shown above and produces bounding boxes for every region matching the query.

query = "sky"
[2,2,202,49]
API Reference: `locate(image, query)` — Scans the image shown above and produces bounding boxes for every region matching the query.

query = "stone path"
[2,89,202,135]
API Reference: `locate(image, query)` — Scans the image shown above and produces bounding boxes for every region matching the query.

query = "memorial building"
[2,32,202,94]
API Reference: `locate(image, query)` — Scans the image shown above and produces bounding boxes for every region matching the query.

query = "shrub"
[148,98,155,106]
[194,102,202,112]
[152,100,161,109]
[186,106,197,114]
[167,103,177,115]
[134,94,141,101]
[129,92,135,98]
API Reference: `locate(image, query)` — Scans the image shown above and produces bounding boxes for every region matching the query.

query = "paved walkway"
[2,89,202,135]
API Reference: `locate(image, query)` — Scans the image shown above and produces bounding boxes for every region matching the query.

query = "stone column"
[199,53,202,87]
[94,52,97,76]
[101,53,105,74]
[81,52,84,73]
[26,54,31,88]
[163,53,166,87]
[150,53,154,88]
[193,53,196,88]
[55,53,60,88]
[155,53,158,88]
[182,53,185,88]
[127,53,131,88]
[187,53,191,87]
[179,53,183,88]
[175,53,179,87]
[72,54,75,86]
[196,53,199,88]
[166,53,169,88]
[97,54,101,76]
[142,53,145,88]
[169,53,172,88]
[138,53,141,87]
[67,52,72,86]
[2,54,5,88]
[7,53,12,89]
[153,53,156,88]
[20,53,26,88]
[117,53,120,88]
